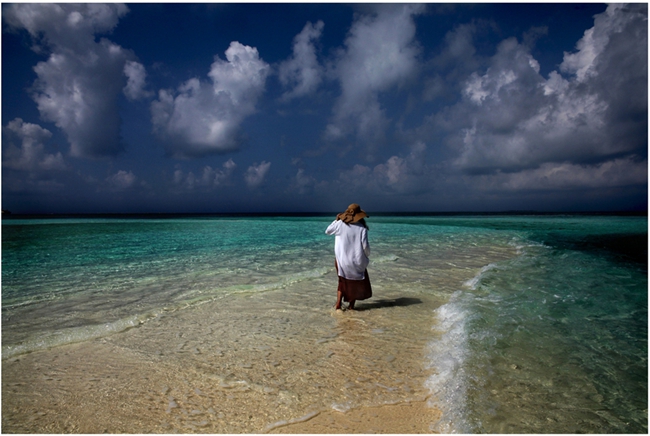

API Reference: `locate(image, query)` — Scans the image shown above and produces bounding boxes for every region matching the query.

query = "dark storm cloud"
[426,4,646,193]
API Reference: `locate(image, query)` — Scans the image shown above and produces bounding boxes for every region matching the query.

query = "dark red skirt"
[335,260,372,302]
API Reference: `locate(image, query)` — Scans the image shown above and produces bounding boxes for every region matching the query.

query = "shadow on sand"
[355,297,423,311]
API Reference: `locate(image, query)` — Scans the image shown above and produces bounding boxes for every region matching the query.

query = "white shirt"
[325,220,370,280]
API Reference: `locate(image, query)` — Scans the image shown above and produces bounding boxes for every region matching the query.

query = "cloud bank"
[430,3,647,192]
[474,157,648,192]
[173,159,237,191]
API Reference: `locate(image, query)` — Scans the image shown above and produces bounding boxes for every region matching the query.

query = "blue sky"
[2,3,647,214]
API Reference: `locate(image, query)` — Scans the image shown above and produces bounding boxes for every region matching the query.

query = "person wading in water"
[325,203,372,311]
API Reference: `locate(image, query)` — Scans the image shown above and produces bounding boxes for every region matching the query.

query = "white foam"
[426,259,516,432]
[2,311,162,359]
[425,290,474,433]
[463,263,497,290]
[508,236,551,255]
[331,401,352,412]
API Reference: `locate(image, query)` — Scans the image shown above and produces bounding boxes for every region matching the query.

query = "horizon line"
[2,210,647,218]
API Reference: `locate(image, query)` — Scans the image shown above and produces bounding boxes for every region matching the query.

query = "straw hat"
[337,203,368,224]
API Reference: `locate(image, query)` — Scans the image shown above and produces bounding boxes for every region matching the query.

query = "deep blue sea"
[2,214,647,433]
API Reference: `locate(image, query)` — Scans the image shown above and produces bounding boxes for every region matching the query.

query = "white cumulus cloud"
[290,168,318,195]
[244,161,271,188]
[3,118,66,172]
[560,4,639,83]
[3,4,136,159]
[335,141,430,195]
[373,141,426,190]
[278,21,325,101]
[326,4,424,145]
[437,3,647,176]
[123,60,152,100]
[152,42,270,158]
[106,170,137,190]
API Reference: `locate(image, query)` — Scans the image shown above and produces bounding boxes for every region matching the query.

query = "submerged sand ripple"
[3,243,516,433]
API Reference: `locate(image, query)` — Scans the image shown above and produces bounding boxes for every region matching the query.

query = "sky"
[2,2,647,214]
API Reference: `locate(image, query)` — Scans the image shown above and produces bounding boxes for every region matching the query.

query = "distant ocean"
[2,213,647,433]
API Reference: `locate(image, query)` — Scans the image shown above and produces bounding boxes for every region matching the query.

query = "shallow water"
[424,215,647,433]
[2,214,647,433]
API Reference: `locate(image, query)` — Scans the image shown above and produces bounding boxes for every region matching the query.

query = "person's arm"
[325,220,340,235]
[361,228,370,257]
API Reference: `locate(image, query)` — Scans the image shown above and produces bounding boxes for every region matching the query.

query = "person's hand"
[336,213,343,221]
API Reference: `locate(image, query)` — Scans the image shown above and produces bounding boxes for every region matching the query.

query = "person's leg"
[334,289,343,310]
[334,267,344,310]
[334,259,343,309]
[348,299,356,310]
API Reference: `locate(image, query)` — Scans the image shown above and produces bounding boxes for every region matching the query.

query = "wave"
[2,311,163,359]
[424,240,544,433]
[424,290,474,433]
[425,255,512,433]
[462,263,498,290]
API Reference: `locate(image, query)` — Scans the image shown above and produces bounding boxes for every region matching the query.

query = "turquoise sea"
[2,213,647,433]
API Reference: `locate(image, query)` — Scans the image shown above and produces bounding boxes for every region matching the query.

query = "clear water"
[2,214,647,433]
[423,215,647,433]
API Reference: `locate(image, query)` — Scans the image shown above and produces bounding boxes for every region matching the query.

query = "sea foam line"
[463,263,498,290]
[426,249,527,433]
[2,311,163,359]
[425,290,474,434]
[218,265,331,296]
[424,258,505,433]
